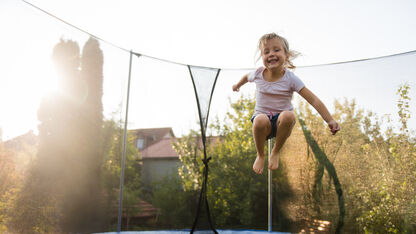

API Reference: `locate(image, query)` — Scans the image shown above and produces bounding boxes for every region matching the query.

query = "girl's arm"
[232,74,249,92]
[298,87,340,135]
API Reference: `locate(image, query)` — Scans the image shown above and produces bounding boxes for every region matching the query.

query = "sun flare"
[1,54,60,140]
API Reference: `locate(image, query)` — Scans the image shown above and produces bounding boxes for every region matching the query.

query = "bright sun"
[0,53,59,140]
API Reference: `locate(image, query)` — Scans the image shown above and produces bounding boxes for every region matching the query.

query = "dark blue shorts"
[251,113,280,140]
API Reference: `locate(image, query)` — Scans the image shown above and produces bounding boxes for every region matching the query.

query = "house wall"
[142,158,181,187]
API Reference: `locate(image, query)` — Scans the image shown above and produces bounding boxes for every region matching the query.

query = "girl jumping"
[232,33,340,174]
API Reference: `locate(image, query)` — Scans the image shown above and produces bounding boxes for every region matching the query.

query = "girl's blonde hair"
[258,33,299,69]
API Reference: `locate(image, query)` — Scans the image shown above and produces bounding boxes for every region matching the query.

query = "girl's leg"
[268,111,296,170]
[252,114,271,174]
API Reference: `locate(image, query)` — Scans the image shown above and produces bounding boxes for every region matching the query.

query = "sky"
[1,0,416,140]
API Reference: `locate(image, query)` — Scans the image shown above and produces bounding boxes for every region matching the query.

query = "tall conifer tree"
[61,37,105,232]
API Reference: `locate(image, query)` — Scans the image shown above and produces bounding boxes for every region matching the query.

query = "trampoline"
[98,230,289,234]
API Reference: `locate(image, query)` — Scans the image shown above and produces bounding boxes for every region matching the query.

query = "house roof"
[129,127,222,160]
[140,138,178,159]
[135,200,160,218]
[120,199,160,219]
[130,127,175,140]
[140,135,221,159]
[4,130,38,151]
[108,190,160,219]
[129,127,175,150]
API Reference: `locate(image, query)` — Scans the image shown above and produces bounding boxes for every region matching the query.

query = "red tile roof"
[135,200,160,218]
[130,127,222,159]
[140,138,178,159]
[129,127,175,149]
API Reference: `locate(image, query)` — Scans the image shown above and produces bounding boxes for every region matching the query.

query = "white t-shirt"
[248,67,305,116]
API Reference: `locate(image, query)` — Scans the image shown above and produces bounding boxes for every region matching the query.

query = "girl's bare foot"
[253,155,265,174]
[268,152,279,170]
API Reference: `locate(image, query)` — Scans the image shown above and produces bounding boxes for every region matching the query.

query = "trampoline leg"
[268,138,272,232]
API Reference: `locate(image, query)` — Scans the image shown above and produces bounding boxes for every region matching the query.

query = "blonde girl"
[232,33,340,174]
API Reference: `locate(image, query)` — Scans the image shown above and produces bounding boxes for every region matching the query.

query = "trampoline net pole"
[117,51,134,232]
[268,138,272,232]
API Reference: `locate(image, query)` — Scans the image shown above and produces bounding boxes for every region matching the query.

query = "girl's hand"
[232,84,240,92]
[328,120,340,135]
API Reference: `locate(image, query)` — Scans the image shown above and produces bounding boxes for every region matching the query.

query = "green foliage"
[1,137,38,233]
[0,141,18,233]
[173,129,205,191]
[101,118,142,230]
[297,112,345,233]
[287,87,415,234]
[151,175,196,228]
[397,83,411,134]
[349,84,416,233]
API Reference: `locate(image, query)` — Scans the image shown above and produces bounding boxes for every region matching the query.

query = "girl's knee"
[253,115,270,130]
[279,111,296,126]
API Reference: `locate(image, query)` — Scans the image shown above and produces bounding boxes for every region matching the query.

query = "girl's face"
[260,38,287,71]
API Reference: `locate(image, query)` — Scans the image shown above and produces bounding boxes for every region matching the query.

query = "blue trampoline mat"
[98,230,290,234]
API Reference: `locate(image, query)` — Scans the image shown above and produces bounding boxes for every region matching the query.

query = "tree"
[355,84,416,233]
[57,37,106,232]
[9,37,107,233]
[8,39,82,233]
[292,85,416,233]
[0,137,20,233]
[100,118,142,230]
